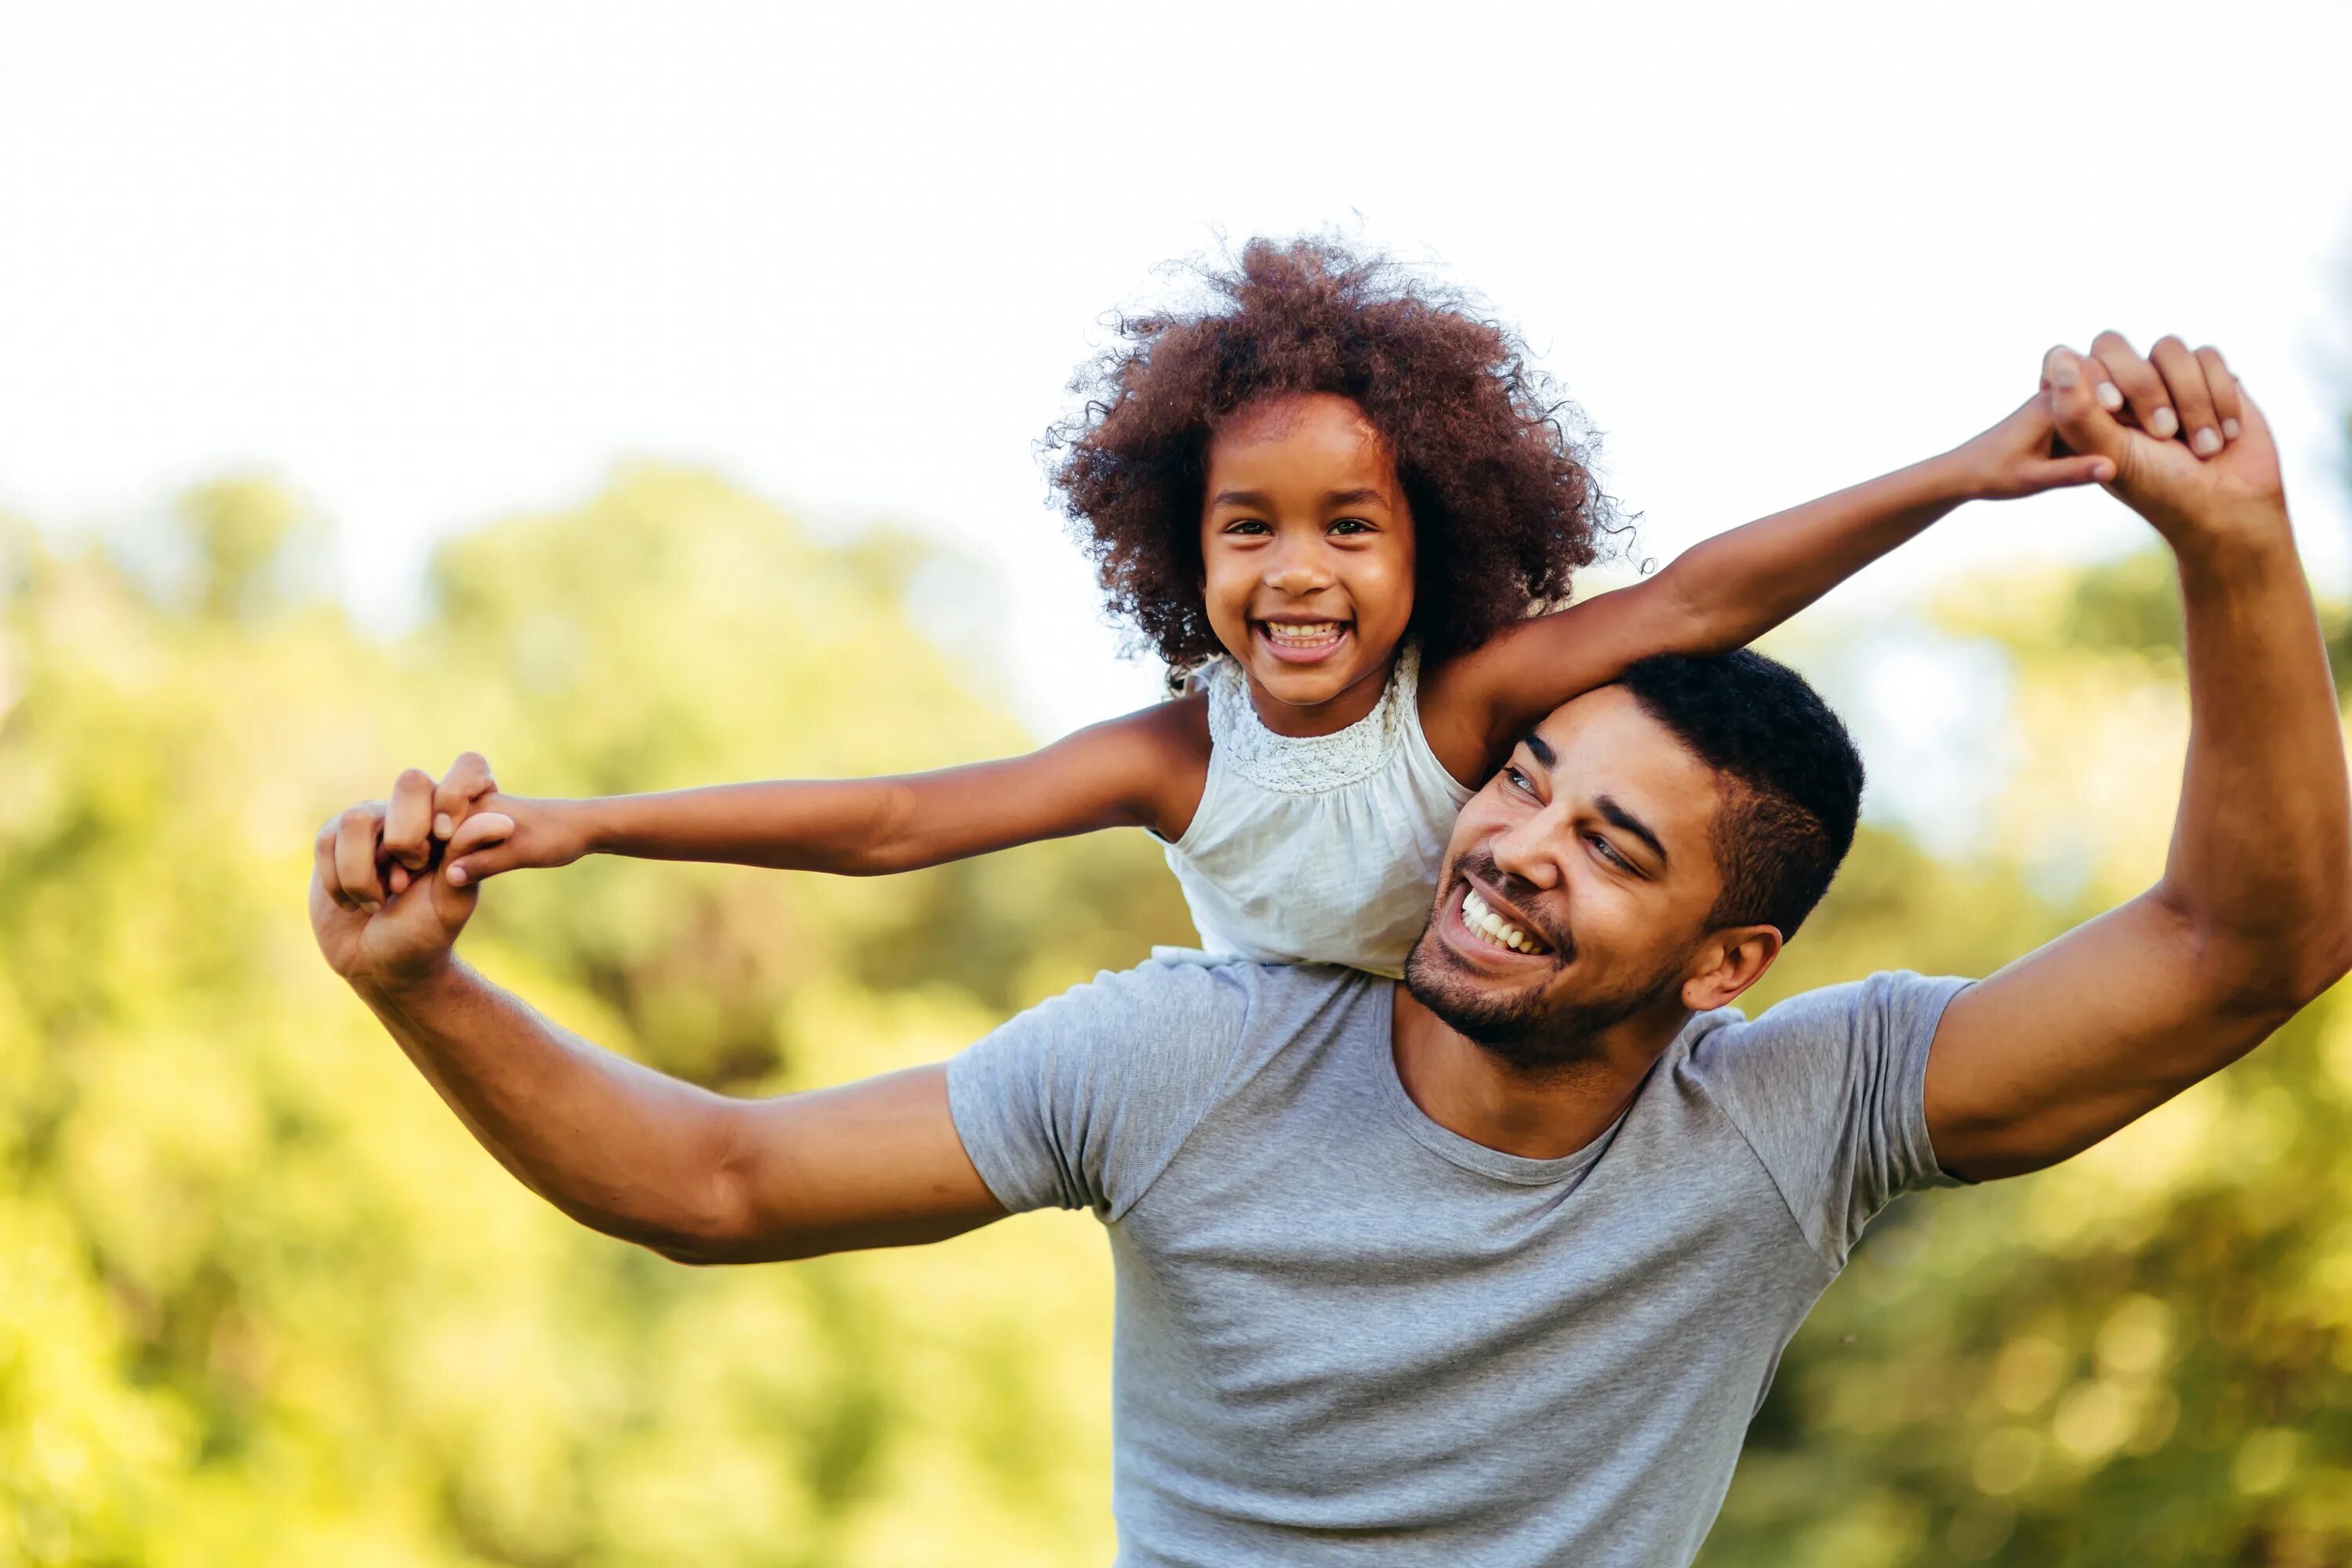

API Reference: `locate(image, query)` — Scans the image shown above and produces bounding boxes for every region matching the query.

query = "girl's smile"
[1200,392,1417,736]
[1254,616,1351,663]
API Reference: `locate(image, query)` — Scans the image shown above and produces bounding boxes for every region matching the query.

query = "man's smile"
[1441,875,1561,967]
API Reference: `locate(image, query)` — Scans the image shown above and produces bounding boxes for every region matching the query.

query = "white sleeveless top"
[1159,646,1478,978]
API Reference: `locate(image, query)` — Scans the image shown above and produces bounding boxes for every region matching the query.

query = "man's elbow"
[2292,913,2352,1010]
[2217,913,2352,1020]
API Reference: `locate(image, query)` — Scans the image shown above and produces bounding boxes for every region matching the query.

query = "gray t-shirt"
[946,960,1969,1568]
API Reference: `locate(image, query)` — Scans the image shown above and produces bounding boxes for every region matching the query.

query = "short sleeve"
[945,960,1257,1221]
[1687,971,1971,1269]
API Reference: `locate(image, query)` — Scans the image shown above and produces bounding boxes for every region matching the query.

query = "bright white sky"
[5,1,2350,756]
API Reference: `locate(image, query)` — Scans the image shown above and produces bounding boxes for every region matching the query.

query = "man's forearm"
[357,960,741,1252]
[2162,513,2352,1001]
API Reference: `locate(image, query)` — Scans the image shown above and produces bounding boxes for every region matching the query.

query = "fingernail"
[362,900,382,914]
[2149,406,2180,439]
[447,866,469,886]
[2096,382,2123,411]
[2223,418,2241,440]
[2049,358,2080,390]
[2192,426,2222,457]
[434,813,454,839]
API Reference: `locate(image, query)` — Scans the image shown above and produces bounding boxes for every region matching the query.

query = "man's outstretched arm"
[312,768,1005,1263]
[1924,336,2352,1181]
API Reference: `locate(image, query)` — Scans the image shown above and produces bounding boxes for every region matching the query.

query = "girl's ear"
[1679,926,1783,1013]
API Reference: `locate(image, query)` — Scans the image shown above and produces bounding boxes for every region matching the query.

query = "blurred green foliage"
[2,469,2349,1565]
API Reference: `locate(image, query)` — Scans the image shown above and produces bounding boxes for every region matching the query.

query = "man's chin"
[1402,929,1555,1050]
[1402,924,1680,1069]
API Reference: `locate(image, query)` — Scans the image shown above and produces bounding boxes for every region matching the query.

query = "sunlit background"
[5,3,2352,1564]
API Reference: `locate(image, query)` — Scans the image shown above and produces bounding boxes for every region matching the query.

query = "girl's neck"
[1238,649,1399,739]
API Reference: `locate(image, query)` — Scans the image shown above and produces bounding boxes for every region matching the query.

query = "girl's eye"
[1329,518,1373,535]
[1224,520,1271,535]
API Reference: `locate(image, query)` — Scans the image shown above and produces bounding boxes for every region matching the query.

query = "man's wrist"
[353,950,470,1012]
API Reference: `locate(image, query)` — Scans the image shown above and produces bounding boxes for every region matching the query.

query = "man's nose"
[1488,814,1564,895]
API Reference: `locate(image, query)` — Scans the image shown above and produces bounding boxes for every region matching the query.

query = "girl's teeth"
[1265,622,1344,644]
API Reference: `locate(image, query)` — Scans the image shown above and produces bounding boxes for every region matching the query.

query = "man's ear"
[1679,924,1783,1013]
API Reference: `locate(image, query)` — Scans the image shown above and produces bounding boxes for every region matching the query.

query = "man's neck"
[1388,985,1686,1160]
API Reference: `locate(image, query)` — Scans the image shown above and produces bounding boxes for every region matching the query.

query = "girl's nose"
[1265,550,1332,597]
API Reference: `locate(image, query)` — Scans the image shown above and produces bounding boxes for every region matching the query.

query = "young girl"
[417,240,2115,975]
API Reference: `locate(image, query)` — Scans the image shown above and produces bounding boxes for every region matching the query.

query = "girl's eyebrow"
[1324,487,1388,508]
[1210,488,1270,508]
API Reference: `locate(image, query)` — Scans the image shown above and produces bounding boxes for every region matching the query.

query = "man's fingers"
[384,768,436,869]
[2150,336,2220,457]
[2089,330,2176,441]
[442,811,517,887]
[434,751,499,840]
[316,820,361,911]
[333,803,389,913]
[2195,346,2244,441]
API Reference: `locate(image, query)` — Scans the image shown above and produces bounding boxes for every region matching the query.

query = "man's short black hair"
[1616,649,1864,940]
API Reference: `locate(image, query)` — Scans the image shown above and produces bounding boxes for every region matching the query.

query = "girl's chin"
[1247,657,1374,710]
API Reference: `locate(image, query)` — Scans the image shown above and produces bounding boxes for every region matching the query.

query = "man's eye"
[1504,766,1536,796]
[1589,834,1629,870]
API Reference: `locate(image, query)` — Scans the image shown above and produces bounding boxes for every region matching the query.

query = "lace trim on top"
[1197,645,1422,796]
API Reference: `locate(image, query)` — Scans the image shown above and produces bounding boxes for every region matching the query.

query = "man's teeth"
[1461,887,1547,955]
[1263,621,1345,646]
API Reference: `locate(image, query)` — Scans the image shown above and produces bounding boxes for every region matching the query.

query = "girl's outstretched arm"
[428,696,1210,887]
[1418,393,2126,782]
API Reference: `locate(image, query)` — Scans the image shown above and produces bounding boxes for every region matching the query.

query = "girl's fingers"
[2149,336,2220,457]
[2195,345,2243,441]
[2042,346,2132,472]
[442,812,517,886]
[333,803,389,912]
[384,768,436,869]
[2089,330,2176,440]
[2031,452,2118,490]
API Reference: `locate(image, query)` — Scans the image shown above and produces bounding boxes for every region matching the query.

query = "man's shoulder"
[1679,971,1975,1076]
[1008,957,1378,1056]
[946,960,1383,1218]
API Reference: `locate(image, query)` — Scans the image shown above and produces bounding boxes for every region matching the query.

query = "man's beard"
[1402,854,1692,1074]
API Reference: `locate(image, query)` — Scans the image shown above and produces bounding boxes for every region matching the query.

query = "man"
[314,336,2350,1565]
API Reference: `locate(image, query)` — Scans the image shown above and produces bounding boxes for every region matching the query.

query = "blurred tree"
[3,463,2348,1566]
[0,472,1186,1566]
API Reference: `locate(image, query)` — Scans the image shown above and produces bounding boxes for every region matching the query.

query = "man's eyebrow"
[1595,794,1668,868]
[1519,731,1556,768]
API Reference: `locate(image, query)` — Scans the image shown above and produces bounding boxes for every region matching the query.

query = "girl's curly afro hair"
[1045,237,1617,673]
